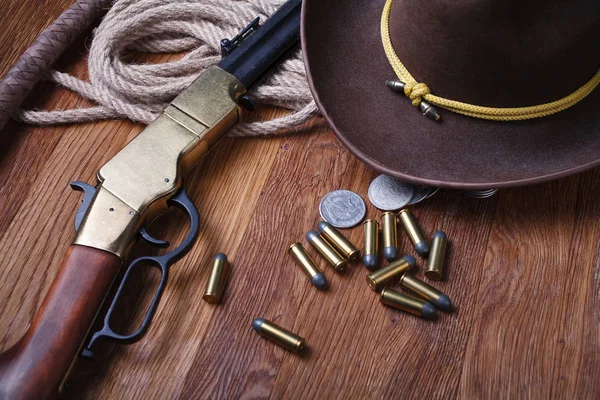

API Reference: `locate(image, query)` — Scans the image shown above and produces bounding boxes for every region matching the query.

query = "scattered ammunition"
[288,243,328,290]
[306,230,347,272]
[318,221,360,261]
[202,253,230,304]
[366,255,415,291]
[252,318,306,354]
[398,208,429,257]
[381,212,399,261]
[425,231,447,281]
[363,219,379,270]
[400,273,453,311]
[380,288,436,320]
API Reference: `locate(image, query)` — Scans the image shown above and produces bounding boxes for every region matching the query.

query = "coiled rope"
[14,0,318,137]
[381,0,600,121]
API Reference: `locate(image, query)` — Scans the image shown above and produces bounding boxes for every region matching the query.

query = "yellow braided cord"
[381,0,600,121]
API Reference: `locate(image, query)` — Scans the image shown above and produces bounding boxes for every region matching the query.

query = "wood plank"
[459,174,600,398]
[574,171,600,399]
[0,1,599,399]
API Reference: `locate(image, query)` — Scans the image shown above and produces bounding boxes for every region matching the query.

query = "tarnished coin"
[408,185,432,205]
[319,190,366,228]
[368,174,415,211]
[425,188,440,199]
[462,189,498,199]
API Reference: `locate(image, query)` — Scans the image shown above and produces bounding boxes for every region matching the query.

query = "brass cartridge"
[252,318,306,354]
[318,221,360,261]
[288,243,328,290]
[363,219,379,270]
[380,288,436,320]
[400,273,453,311]
[202,253,230,304]
[306,230,346,272]
[425,231,447,281]
[381,212,399,261]
[398,208,429,257]
[366,255,415,291]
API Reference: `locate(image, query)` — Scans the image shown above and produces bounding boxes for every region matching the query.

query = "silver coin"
[462,189,498,199]
[408,185,433,205]
[368,174,415,211]
[319,190,366,228]
[424,187,440,199]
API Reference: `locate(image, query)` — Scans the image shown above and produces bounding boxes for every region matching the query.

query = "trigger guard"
[156,189,200,264]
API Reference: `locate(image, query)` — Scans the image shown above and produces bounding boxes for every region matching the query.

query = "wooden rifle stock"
[0,245,121,400]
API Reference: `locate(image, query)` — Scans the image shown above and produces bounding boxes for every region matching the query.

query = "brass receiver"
[74,67,245,258]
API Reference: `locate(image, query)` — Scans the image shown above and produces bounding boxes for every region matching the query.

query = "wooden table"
[1,2,599,398]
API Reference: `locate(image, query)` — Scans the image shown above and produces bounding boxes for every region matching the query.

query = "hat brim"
[301,0,600,188]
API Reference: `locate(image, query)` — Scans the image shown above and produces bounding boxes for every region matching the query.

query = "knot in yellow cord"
[381,0,600,121]
[403,82,431,106]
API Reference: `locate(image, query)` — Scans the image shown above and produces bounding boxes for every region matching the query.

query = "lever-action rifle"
[0,0,301,398]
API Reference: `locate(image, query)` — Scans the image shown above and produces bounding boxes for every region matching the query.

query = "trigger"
[140,227,170,248]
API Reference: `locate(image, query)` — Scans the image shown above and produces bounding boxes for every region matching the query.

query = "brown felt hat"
[301,0,600,188]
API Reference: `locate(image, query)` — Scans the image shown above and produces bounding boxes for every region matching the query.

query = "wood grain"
[0,1,599,399]
[0,245,121,400]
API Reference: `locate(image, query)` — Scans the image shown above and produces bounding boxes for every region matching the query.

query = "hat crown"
[388,0,600,106]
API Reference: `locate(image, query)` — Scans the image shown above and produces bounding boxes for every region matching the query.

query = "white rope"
[15,0,319,137]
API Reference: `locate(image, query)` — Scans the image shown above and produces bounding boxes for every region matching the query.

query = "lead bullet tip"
[383,246,398,261]
[415,241,430,258]
[306,230,319,241]
[363,254,379,270]
[433,231,447,240]
[422,302,437,320]
[252,318,265,332]
[311,273,328,290]
[435,294,453,312]
[317,221,329,233]
[403,255,416,267]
